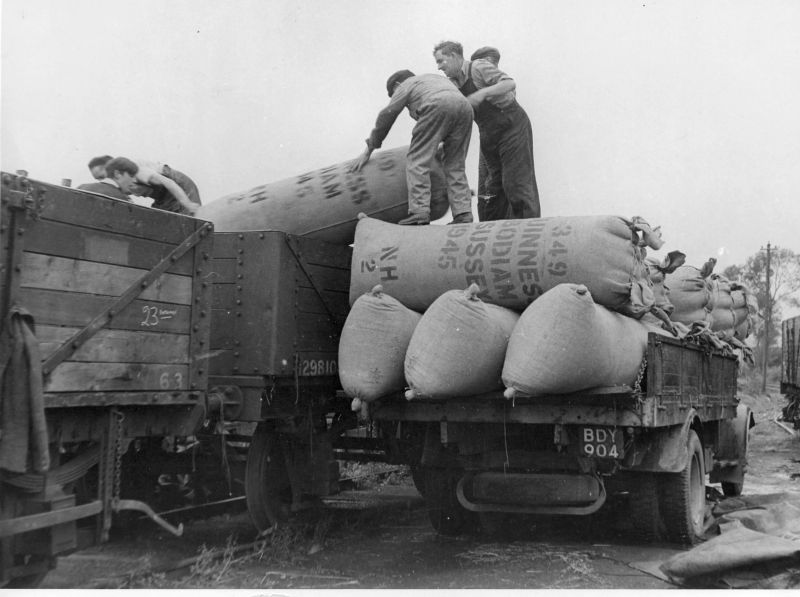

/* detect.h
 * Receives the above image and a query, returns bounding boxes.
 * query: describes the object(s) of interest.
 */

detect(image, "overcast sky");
[2,0,799,272]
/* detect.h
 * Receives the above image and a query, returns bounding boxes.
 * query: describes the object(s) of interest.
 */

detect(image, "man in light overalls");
[351,69,474,225]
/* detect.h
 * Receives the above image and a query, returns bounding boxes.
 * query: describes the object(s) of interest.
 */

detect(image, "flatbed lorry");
[369,333,753,544]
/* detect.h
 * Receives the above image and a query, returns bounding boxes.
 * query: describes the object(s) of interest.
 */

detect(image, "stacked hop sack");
[196,146,451,245]
[338,285,422,411]
[663,259,717,326]
[733,285,759,340]
[502,284,671,397]
[405,284,519,399]
[349,214,665,318]
[709,276,759,340]
[709,275,736,336]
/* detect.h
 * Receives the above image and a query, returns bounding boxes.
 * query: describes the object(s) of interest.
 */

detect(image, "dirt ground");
[39,388,800,590]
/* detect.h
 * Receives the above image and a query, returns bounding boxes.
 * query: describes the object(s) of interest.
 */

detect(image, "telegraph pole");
[762,242,772,393]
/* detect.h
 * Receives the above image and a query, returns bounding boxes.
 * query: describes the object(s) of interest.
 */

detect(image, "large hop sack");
[502,284,669,397]
[664,260,717,325]
[734,286,759,340]
[350,215,665,317]
[196,146,450,244]
[405,284,519,399]
[729,289,749,338]
[722,282,758,340]
[645,250,686,316]
[709,276,734,332]
[339,285,422,408]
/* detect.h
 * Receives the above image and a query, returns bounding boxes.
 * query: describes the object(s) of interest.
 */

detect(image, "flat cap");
[470,46,501,64]
[386,69,415,97]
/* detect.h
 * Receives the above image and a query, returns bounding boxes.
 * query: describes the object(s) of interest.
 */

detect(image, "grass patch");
[338,461,412,489]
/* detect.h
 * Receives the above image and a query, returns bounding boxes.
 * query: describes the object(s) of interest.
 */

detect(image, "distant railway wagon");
[1,174,400,586]
[781,315,800,427]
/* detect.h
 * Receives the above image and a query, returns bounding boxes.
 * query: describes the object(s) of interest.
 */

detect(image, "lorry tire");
[658,430,706,544]
[721,480,743,497]
[478,512,520,538]
[626,473,663,543]
[409,465,427,497]
[714,403,752,498]
[423,467,471,536]
[245,425,292,531]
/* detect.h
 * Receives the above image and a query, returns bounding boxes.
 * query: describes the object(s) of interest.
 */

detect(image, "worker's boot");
[398,213,430,225]
[448,212,474,225]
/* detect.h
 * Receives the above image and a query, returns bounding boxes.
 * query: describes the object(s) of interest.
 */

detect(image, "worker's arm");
[350,82,411,172]
[467,61,517,110]
[468,79,515,109]
[145,172,199,215]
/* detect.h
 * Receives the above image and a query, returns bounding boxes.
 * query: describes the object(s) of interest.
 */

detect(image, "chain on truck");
[0,173,403,587]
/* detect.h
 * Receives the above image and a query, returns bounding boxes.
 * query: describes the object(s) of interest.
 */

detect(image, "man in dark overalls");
[433,41,540,221]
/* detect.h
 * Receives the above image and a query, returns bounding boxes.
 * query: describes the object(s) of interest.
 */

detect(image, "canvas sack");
[665,264,715,325]
[197,146,450,244]
[338,285,422,405]
[405,284,519,399]
[503,284,669,397]
[350,215,665,317]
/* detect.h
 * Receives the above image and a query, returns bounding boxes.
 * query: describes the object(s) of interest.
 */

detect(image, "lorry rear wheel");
[478,512,519,538]
[409,465,426,497]
[626,473,663,543]
[423,467,470,536]
[658,430,706,545]
[245,425,292,531]
[721,481,743,497]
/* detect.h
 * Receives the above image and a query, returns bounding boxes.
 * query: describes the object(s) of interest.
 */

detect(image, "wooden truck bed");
[1,173,214,437]
[371,334,739,427]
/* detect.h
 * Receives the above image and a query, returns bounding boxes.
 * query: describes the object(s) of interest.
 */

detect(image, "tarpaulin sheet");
[636,493,800,588]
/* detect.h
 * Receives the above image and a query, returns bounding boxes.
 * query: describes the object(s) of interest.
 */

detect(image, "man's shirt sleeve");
[367,80,413,149]
[471,60,513,88]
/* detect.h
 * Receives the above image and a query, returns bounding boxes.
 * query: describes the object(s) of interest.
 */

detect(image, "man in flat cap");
[351,69,474,225]
[469,47,502,220]
[435,41,540,221]
[471,46,501,64]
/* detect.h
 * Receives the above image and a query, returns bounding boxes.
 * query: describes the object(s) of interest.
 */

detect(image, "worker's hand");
[349,147,373,173]
[435,142,445,163]
[184,203,199,216]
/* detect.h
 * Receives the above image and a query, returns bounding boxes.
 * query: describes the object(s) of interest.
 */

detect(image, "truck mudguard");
[625,410,698,473]
[710,403,755,485]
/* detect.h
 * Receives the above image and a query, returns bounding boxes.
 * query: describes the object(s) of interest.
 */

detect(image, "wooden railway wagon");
[781,315,800,427]
[0,173,214,586]
[370,334,754,544]
[206,231,395,532]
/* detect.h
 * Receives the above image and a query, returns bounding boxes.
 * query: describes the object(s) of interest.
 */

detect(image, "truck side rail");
[371,333,739,428]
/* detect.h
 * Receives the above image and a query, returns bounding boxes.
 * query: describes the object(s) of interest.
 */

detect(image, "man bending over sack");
[351,69,474,225]
[88,155,201,215]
